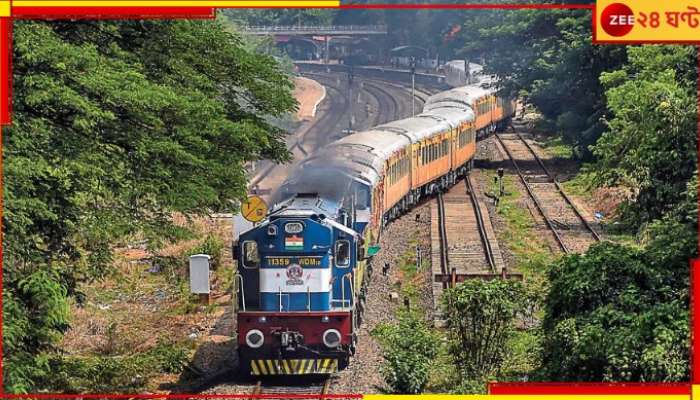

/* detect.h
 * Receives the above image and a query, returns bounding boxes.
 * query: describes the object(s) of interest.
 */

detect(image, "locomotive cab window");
[335,240,351,267]
[242,241,260,269]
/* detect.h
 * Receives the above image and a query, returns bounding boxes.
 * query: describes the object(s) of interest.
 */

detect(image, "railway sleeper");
[382,160,475,225]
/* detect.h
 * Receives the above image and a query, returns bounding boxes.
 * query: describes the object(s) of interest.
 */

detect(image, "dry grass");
[60,213,237,391]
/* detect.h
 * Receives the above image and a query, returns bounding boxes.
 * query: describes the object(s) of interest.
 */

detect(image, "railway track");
[248,75,351,191]
[494,128,600,254]
[250,72,429,195]
[250,377,332,399]
[362,80,401,122]
[434,177,504,289]
[303,72,426,124]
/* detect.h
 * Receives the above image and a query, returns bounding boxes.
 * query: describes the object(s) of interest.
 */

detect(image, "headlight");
[246,329,264,348]
[285,222,304,234]
[322,329,341,348]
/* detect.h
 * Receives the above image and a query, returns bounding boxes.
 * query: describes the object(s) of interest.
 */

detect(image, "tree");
[4,20,296,393]
[541,174,696,381]
[456,8,627,159]
[592,45,697,225]
[441,279,526,385]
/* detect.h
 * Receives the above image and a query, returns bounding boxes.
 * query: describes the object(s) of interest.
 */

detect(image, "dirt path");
[293,76,325,121]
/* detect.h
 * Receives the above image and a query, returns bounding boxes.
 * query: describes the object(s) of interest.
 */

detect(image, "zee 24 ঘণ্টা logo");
[599,1,700,39]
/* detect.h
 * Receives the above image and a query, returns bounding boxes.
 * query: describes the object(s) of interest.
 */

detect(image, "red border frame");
[0,2,698,398]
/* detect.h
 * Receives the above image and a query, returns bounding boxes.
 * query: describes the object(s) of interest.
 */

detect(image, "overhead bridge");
[241,25,388,36]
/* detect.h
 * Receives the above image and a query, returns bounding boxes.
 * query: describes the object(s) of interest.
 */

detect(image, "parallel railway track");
[435,177,501,288]
[248,79,348,190]
[494,129,600,253]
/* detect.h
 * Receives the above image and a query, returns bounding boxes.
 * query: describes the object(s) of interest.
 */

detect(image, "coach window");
[336,240,351,267]
[242,241,260,269]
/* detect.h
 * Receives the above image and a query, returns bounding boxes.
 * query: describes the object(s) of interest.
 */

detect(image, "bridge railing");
[241,25,388,33]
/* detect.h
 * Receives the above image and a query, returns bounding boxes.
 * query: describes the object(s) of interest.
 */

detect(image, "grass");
[561,170,596,202]
[540,136,573,159]
[60,216,234,393]
[486,172,556,277]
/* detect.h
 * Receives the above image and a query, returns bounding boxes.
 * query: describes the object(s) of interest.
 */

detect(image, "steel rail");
[465,176,497,272]
[494,133,569,253]
[247,77,347,189]
[362,80,401,121]
[250,377,331,399]
[436,192,450,288]
[515,133,601,242]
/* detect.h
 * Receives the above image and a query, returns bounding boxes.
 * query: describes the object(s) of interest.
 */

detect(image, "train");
[232,65,516,376]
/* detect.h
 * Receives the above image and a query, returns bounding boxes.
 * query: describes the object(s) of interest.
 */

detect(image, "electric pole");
[410,56,416,117]
[348,66,354,132]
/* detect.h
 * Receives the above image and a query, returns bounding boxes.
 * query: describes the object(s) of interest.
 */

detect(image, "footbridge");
[241,25,388,36]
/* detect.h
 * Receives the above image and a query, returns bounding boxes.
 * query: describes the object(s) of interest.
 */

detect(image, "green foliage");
[593,46,697,225]
[373,311,438,394]
[4,20,296,393]
[441,279,526,383]
[457,9,627,159]
[3,268,71,393]
[185,234,225,269]
[43,341,189,393]
[542,214,695,381]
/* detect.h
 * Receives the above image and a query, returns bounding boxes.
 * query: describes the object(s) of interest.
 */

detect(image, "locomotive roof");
[425,84,494,108]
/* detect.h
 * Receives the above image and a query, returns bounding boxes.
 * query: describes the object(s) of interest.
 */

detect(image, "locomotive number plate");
[266,257,322,266]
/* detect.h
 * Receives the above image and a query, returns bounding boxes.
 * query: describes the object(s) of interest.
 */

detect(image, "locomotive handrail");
[307,286,311,312]
[234,273,246,312]
[340,273,354,311]
[279,286,283,312]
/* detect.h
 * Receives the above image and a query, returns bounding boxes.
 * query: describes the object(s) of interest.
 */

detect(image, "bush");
[373,311,437,394]
[186,234,224,269]
[441,279,526,382]
[542,236,693,381]
[43,341,189,393]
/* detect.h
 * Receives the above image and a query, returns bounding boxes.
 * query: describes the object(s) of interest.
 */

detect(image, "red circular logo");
[601,3,635,37]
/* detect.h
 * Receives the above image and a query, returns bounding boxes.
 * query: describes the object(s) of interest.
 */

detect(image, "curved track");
[250,72,428,200]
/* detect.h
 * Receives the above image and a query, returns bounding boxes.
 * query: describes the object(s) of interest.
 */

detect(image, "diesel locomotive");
[233,66,516,376]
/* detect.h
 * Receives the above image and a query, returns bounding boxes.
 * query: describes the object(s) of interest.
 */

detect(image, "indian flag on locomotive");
[285,235,304,250]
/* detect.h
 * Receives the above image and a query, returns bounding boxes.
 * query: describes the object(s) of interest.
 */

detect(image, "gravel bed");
[331,202,432,394]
